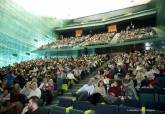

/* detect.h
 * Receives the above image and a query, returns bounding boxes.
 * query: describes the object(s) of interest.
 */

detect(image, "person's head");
[114,75,119,80]
[97,70,100,75]
[125,74,130,80]
[25,82,31,89]
[3,88,9,95]
[48,79,54,85]
[13,83,20,94]
[14,83,20,89]
[122,79,131,87]
[43,77,48,83]
[88,78,94,86]
[111,80,118,87]
[97,80,104,87]
[31,82,38,90]
[31,77,37,83]
[27,96,40,111]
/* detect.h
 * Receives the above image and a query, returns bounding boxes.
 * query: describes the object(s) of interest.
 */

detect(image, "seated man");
[88,80,106,105]
[122,79,138,100]
[21,96,50,114]
[0,88,10,103]
[76,78,95,101]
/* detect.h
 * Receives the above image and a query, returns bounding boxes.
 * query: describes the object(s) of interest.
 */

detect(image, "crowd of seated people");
[76,50,165,105]
[39,27,156,50]
[118,27,156,42]
[79,32,115,46]
[40,35,90,49]
[40,33,115,49]
[0,54,107,114]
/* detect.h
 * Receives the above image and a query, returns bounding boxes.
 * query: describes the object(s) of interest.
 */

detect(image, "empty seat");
[68,101,92,114]
[157,77,165,88]
[143,102,156,110]
[50,98,73,112]
[95,103,118,114]
[139,88,155,104]
[40,107,67,114]
[157,89,165,104]
[72,101,92,111]
[58,98,74,107]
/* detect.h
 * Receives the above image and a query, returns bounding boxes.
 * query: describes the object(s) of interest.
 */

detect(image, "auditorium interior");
[0,0,165,114]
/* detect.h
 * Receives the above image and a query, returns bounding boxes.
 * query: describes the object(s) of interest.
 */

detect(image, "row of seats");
[139,88,165,104]
[154,74,165,88]
[154,74,165,77]
[157,77,165,88]
[47,98,165,114]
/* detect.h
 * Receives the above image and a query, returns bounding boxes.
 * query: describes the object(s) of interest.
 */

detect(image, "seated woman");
[0,88,10,103]
[88,80,106,105]
[94,70,102,79]
[28,82,41,99]
[106,80,122,103]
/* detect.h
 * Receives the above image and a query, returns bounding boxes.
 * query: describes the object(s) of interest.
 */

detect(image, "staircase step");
[63,92,72,96]
[76,84,84,86]
[50,59,111,106]
[57,96,76,100]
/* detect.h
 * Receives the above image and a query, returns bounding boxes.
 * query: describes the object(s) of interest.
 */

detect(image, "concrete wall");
[72,4,152,23]
[150,0,165,30]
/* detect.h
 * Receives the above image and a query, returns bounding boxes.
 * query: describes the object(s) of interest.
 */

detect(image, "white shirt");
[144,70,154,78]
[77,84,95,95]
[67,72,75,79]
[28,88,41,98]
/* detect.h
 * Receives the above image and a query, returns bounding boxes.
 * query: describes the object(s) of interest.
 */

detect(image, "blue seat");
[50,98,73,112]
[146,110,165,114]
[41,107,67,114]
[69,101,92,114]
[157,89,165,104]
[144,102,165,111]
[143,102,156,109]
[157,77,165,88]
[58,98,73,107]
[72,101,91,111]
[121,99,141,108]
[139,88,156,104]
[111,100,122,106]
[95,103,118,114]
[51,109,68,114]
[154,103,165,111]
[119,105,141,114]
